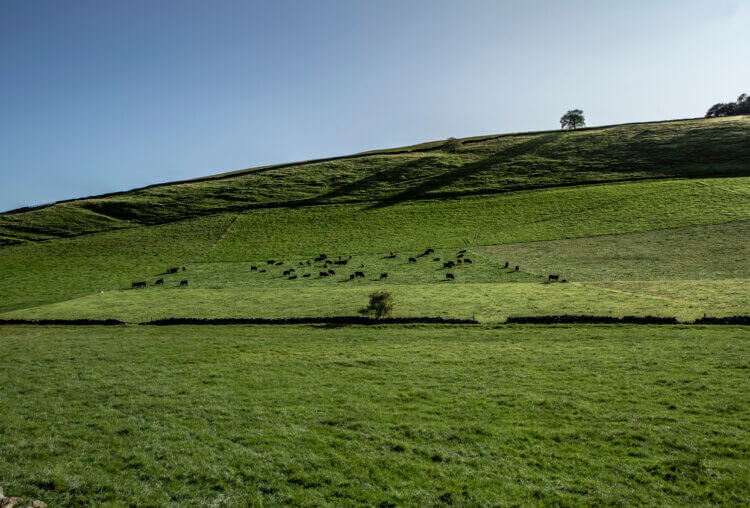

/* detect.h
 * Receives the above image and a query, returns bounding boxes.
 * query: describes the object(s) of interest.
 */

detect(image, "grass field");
[1,324,748,506]
[1,117,749,505]
[1,177,748,319]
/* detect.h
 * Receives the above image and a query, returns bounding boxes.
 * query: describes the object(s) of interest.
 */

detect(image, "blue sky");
[1,0,748,211]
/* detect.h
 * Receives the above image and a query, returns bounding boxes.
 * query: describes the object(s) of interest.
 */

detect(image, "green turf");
[0,214,234,313]
[1,324,748,506]
[203,177,750,261]
[476,220,750,281]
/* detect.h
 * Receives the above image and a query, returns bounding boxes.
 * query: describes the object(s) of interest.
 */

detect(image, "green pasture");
[476,220,750,282]
[1,324,748,506]
[5,279,747,323]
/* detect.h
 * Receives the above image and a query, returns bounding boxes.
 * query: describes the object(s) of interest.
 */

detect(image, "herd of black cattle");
[130,248,565,288]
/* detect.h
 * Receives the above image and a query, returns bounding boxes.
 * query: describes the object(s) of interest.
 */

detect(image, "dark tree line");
[705,93,750,118]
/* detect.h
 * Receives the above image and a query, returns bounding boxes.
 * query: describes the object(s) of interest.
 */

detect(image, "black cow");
[155,279,164,285]
[561,279,568,283]
[131,281,146,288]
[458,249,466,254]
[289,275,298,280]
[380,273,388,279]
[355,271,365,278]
[433,257,440,261]
[504,261,509,268]
[319,271,329,277]
[548,274,560,282]
[283,270,291,276]
[457,253,464,259]
[464,258,472,264]
[303,273,311,277]
[167,267,178,274]
[267,260,275,265]
[425,248,434,255]
[299,261,304,266]
[446,273,455,280]
[408,257,417,263]
[275,261,283,266]
[349,274,356,280]
[259,269,266,273]
[388,252,396,258]
[443,261,455,268]
[250,265,258,271]
[328,269,335,275]
[182,267,186,271]
[515,266,519,272]
[179,280,188,286]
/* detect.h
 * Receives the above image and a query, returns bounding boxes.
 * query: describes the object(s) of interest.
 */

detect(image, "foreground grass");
[0,324,748,505]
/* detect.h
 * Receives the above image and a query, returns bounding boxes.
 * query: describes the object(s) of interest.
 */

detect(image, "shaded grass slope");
[2,116,749,242]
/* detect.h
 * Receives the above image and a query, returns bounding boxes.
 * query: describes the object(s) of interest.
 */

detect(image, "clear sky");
[1,0,748,211]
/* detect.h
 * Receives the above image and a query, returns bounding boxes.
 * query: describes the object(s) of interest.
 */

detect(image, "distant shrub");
[359,291,394,319]
[705,93,750,118]
[443,137,463,153]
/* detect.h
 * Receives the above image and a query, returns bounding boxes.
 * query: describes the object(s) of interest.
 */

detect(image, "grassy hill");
[1,116,750,505]
[0,116,749,320]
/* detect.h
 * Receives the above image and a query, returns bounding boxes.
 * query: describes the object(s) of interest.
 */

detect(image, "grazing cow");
[458,249,466,254]
[515,266,519,272]
[299,261,304,266]
[504,262,509,268]
[289,275,298,280]
[259,269,266,273]
[324,260,332,265]
[548,274,560,282]
[561,279,568,283]
[464,258,472,264]
[443,261,455,268]
[320,254,327,259]
[408,257,417,263]
[425,248,434,255]
[267,260,275,265]
[167,267,178,274]
[251,265,258,271]
[457,258,463,264]
[457,253,464,259]
[275,261,283,266]
[360,263,366,268]
[328,269,335,275]
[155,279,164,285]
[179,280,188,286]
[446,273,455,280]
[355,271,365,278]
[319,271,329,277]
[433,257,440,261]
[380,273,388,279]
[349,274,356,280]
[303,273,311,278]
[335,259,349,265]
[388,252,396,258]
[283,270,291,276]
[289,268,295,272]
[182,267,186,271]
[131,281,146,288]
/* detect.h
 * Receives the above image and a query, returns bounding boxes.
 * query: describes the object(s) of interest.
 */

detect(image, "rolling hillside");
[0,116,749,320]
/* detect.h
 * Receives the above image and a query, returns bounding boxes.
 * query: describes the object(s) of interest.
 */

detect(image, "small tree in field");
[359,292,394,319]
[560,109,585,130]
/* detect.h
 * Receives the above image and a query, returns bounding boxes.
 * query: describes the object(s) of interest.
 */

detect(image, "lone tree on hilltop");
[560,109,585,130]
[359,291,394,319]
